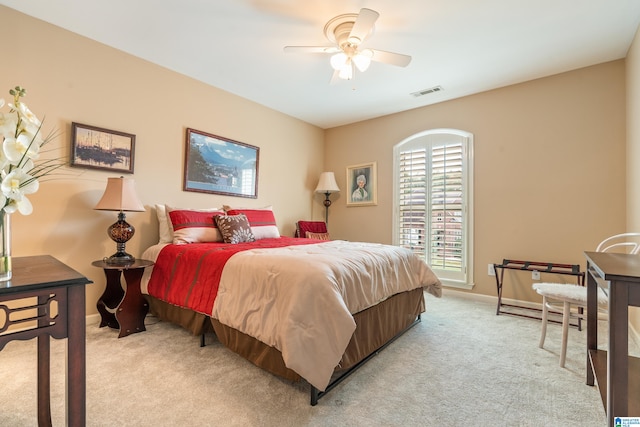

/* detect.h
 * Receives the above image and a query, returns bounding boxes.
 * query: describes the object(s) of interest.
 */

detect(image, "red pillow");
[296,221,328,238]
[225,208,280,240]
[168,209,224,244]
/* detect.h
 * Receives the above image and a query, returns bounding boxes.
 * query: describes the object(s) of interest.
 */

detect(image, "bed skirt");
[147,287,425,383]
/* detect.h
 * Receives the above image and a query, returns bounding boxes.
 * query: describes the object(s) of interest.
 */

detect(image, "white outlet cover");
[488,264,495,276]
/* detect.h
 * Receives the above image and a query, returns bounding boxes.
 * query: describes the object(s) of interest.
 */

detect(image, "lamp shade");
[315,172,340,193]
[94,177,145,212]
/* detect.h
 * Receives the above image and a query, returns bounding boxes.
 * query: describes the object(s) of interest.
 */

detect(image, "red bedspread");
[147,237,322,315]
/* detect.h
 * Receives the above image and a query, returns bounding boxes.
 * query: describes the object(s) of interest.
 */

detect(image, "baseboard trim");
[442,288,540,309]
[86,313,101,326]
[441,288,640,351]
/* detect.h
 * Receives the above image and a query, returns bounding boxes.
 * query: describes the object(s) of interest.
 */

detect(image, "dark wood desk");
[0,255,92,427]
[584,251,640,425]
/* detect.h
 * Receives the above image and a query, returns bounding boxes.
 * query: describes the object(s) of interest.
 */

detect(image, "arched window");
[393,129,474,288]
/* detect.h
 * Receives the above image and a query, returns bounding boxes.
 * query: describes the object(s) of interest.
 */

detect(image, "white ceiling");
[2,0,640,129]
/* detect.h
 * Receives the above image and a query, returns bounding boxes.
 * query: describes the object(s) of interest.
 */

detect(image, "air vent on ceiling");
[410,86,444,97]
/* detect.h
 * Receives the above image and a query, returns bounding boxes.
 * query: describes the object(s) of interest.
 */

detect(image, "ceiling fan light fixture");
[330,52,348,71]
[285,8,411,84]
[353,50,373,72]
[338,63,353,80]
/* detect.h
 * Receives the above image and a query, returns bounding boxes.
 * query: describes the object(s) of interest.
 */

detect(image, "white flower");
[0,142,9,172]
[0,86,65,216]
[4,133,40,164]
[1,169,38,215]
[17,134,41,160]
[3,195,33,215]
[14,101,41,128]
[0,112,18,139]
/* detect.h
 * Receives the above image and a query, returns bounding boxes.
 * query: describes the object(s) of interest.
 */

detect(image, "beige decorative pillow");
[215,214,256,244]
[305,231,330,240]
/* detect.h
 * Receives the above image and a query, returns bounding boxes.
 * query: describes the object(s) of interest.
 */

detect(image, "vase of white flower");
[0,210,10,281]
[0,86,66,281]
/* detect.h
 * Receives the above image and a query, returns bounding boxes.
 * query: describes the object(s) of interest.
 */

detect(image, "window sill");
[441,280,474,290]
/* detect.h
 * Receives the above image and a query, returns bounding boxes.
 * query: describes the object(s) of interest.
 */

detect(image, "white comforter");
[142,240,442,391]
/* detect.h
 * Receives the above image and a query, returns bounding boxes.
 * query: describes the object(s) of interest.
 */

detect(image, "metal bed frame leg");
[308,314,422,406]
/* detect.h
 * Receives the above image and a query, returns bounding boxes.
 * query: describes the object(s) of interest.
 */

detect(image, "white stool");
[532,282,608,367]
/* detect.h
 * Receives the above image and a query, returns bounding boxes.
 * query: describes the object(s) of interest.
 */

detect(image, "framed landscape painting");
[183,128,259,198]
[346,161,377,206]
[70,122,135,173]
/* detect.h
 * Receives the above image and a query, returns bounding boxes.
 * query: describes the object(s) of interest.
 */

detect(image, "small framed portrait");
[183,128,259,198]
[346,161,377,206]
[70,122,136,173]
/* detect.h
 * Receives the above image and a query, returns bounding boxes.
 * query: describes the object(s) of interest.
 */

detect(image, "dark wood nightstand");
[92,259,154,338]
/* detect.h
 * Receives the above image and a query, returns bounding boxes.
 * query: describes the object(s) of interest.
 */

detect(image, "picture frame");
[183,128,259,198]
[346,161,377,206]
[70,122,136,173]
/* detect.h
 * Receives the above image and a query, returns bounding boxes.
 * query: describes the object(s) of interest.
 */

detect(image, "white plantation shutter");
[398,149,428,258]
[430,143,463,272]
[394,130,474,287]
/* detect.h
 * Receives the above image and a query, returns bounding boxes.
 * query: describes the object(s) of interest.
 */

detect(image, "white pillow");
[156,204,172,244]
[222,204,273,212]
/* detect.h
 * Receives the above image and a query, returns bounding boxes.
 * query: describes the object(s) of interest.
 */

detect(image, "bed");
[140,205,442,404]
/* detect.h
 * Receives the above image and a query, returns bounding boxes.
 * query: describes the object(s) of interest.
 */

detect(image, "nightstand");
[92,259,154,338]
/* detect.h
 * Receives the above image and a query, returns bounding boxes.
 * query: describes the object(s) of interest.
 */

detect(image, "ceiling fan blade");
[370,49,412,67]
[348,8,379,45]
[283,46,339,54]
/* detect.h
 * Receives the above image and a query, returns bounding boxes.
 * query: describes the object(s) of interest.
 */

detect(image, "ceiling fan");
[283,8,412,82]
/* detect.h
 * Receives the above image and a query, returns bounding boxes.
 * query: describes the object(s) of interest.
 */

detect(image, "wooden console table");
[494,259,584,322]
[585,251,640,425]
[0,255,92,427]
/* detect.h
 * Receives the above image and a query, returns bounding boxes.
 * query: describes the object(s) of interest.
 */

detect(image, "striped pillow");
[167,208,224,244]
[305,231,330,240]
[225,208,280,240]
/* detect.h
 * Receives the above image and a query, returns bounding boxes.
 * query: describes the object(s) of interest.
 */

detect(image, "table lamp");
[94,176,145,264]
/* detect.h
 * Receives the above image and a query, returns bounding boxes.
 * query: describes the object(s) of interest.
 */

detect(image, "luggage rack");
[493,259,585,327]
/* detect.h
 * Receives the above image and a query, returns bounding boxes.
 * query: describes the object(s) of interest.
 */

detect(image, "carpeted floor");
[0,291,617,426]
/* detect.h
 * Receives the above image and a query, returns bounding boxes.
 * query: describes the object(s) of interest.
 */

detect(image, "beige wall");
[325,61,627,302]
[626,25,640,331]
[1,5,636,319]
[1,7,325,316]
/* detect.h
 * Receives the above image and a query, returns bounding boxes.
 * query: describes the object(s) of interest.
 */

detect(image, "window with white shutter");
[393,129,474,288]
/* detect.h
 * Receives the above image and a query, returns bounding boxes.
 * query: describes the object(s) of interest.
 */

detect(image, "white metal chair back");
[595,232,640,254]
